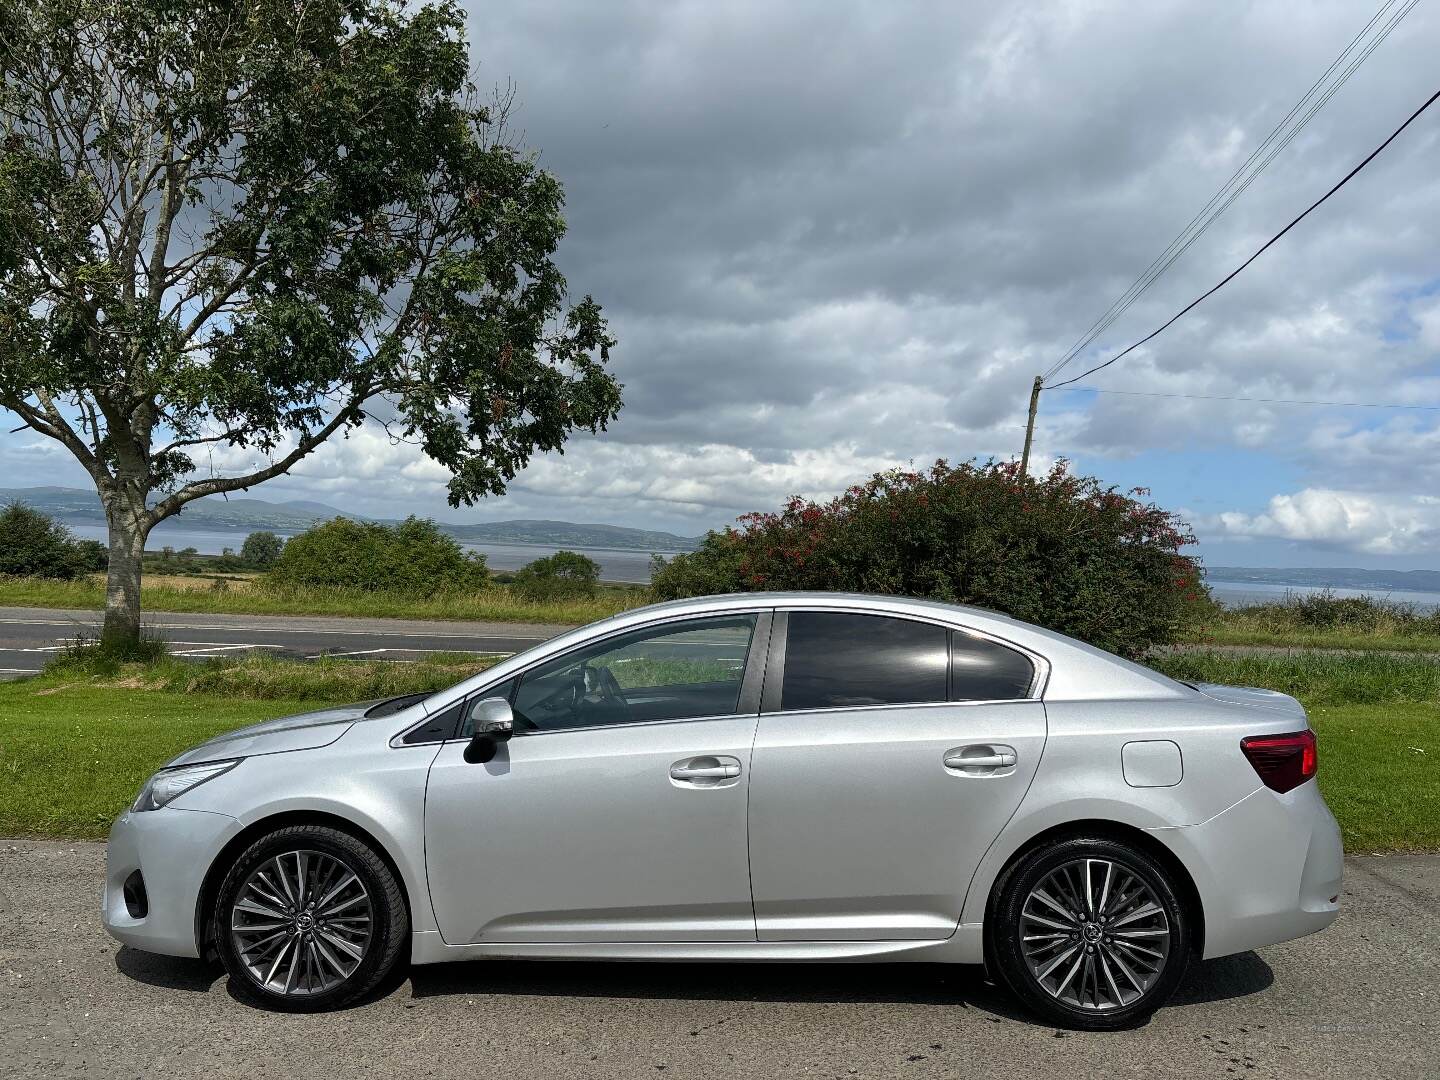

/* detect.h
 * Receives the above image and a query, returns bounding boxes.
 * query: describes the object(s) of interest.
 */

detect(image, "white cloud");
[1211,489,1440,555]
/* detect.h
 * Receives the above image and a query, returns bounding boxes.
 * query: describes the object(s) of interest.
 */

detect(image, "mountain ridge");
[0,486,702,553]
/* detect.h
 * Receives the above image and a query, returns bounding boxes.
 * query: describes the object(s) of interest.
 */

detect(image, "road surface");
[0,842,1435,1078]
[0,606,574,679]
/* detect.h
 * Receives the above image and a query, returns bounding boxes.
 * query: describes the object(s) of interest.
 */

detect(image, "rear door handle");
[670,756,742,784]
[944,745,1018,772]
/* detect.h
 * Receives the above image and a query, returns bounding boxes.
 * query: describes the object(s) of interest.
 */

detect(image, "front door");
[425,612,767,944]
[748,610,1047,940]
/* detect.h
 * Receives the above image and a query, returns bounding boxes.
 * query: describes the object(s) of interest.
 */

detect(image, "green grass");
[1305,704,1438,852]
[0,681,326,838]
[45,649,505,701]
[1149,650,1440,706]
[1150,650,1439,851]
[2,646,1434,848]
[0,574,645,625]
[1182,591,1440,654]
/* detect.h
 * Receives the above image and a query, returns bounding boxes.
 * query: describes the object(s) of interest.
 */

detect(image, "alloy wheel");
[229,849,374,997]
[1018,857,1171,1011]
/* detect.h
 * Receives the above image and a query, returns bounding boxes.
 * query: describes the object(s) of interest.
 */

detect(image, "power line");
[1042,0,1421,385]
[1045,84,1440,390]
[1053,386,1440,410]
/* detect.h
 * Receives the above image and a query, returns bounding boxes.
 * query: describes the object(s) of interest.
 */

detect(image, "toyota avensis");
[103,593,1341,1029]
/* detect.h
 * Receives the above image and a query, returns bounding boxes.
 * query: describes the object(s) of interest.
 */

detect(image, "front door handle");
[943,745,1018,772]
[670,756,742,784]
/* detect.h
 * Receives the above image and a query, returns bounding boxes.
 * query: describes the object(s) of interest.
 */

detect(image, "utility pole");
[1020,374,1043,476]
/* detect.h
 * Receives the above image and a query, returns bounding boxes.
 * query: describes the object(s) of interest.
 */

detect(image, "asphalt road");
[0,606,574,679]
[0,843,1435,1079]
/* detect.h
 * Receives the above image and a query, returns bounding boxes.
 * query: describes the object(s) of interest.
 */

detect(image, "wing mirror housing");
[464,697,514,764]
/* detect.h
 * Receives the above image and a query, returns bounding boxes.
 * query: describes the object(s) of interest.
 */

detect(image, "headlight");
[131,759,241,813]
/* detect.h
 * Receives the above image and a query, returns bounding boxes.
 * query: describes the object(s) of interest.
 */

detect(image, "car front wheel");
[988,836,1193,1030]
[213,824,408,1010]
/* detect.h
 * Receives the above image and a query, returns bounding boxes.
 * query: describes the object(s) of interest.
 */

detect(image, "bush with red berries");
[651,459,1205,657]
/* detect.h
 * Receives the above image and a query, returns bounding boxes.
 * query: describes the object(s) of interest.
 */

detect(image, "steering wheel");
[579,663,629,720]
[528,662,630,726]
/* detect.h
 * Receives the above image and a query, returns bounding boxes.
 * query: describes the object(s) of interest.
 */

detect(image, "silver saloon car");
[103,592,1342,1029]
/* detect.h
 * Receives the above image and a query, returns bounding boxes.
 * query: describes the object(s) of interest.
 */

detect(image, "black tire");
[212,824,408,1011]
[987,836,1192,1031]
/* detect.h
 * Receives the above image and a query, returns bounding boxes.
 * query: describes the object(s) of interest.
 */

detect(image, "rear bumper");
[102,807,242,958]
[1151,780,1343,959]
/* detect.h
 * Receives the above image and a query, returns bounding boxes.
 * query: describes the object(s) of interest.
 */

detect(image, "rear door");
[747,610,1047,940]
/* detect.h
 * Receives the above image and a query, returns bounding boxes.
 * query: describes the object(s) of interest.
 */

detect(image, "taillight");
[1240,729,1318,794]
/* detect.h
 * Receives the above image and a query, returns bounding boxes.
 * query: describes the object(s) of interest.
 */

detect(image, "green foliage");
[652,459,1204,657]
[512,549,601,602]
[0,502,100,579]
[0,0,621,644]
[265,516,489,595]
[240,530,285,568]
[1214,591,1440,637]
[51,626,170,669]
[0,573,647,624]
[1148,650,1440,707]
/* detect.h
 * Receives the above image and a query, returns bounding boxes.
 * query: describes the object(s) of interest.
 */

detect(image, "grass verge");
[1149,650,1439,851]
[0,575,644,626]
[1,652,507,837]
[0,683,325,838]
[1183,591,1440,654]
[2,649,1432,848]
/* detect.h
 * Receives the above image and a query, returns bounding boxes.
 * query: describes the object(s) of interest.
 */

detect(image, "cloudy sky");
[5,0,1439,568]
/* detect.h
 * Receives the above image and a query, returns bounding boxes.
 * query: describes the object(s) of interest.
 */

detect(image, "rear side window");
[950,632,1035,701]
[781,612,948,711]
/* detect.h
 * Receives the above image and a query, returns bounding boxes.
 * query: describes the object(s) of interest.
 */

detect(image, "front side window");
[781,612,948,711]
[511,615,758,732]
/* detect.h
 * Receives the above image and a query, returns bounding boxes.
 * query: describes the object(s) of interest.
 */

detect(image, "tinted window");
[950,633,1035,701]
[781,612,948,711]
[399,700,462,745]
[512,615,757,732]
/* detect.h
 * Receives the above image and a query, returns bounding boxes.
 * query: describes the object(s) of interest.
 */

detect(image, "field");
[1181,591,1440,653]
[0,574,644,626]
[0,646,1431,849]
[0,652,504,837]
[1149,650,1439,851]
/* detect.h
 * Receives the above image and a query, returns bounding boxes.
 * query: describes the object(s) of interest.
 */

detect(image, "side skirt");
[409,924,985,966]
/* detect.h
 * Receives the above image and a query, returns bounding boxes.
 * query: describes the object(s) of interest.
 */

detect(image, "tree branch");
[146,392,370,526]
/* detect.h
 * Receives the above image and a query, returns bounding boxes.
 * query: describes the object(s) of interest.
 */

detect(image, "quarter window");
[511,615,758,732]
[950,632,1035,701]
[781,612,948,711]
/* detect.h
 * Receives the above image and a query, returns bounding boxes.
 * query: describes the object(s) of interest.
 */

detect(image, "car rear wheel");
[988,836,1192,1030]
[213,824,408,1011]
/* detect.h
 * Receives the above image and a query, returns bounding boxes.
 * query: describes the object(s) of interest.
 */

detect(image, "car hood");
[165,702,378,767]
[1193,681,1308,722]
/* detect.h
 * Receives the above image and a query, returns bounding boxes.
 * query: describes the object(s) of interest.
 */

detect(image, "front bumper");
[1153,779,1343,960]
[103,806,242,958]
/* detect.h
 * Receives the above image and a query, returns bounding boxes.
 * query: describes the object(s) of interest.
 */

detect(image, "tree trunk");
[101,501,150,652]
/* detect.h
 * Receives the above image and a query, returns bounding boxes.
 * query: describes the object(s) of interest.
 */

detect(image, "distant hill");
[444,519,698,552]
[0,487,352,532]
[1206,566,1440,594]
[0,486,701,553]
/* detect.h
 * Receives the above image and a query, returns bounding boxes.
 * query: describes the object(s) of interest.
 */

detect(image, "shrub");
[240,531,285,568]
[0,502,98,579]
[650,459,1204,657]
[512,550,601,602]
[265,516,488,595]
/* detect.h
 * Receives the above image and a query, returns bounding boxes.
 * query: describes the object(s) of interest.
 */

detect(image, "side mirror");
[464,697,514,764]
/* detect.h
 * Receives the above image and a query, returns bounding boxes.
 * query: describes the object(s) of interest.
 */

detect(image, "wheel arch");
[193,809,414,960]
[982,818,1206,959]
